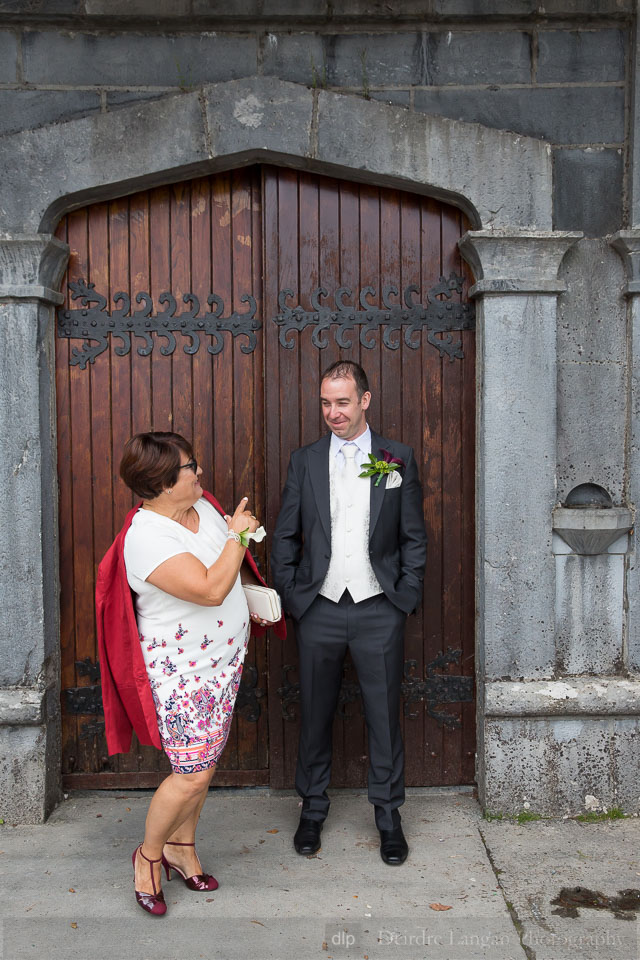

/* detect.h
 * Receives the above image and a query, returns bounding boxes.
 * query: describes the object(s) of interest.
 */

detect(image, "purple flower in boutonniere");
[358,450,406,486]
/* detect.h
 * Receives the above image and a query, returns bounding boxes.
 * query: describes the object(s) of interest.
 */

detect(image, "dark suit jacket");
[271,429,427,621]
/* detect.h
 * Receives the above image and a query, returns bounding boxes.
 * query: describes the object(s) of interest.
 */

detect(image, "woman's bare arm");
[146,498,258,606]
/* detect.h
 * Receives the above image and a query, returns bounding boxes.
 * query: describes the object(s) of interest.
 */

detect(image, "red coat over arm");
[95,490,286,756]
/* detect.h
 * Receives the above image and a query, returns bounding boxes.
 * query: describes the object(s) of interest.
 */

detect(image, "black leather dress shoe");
[294,817,322,855]
[379,825,408,865]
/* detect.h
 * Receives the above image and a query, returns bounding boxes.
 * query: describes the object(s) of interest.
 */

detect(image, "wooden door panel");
[56,170,268,788]
[56,164,475,790]
[262,166,476,788]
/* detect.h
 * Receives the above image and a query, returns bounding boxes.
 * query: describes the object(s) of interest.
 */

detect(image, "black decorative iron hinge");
[278,650,474,730]
[272,273,475,360]
[57,279,260,367]
[402,649,474,728]
[64,685,103,715]
[235,664,266,723]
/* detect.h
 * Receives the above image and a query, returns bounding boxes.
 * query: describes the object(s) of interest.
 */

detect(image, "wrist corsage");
[358,450,405,487]
[228,525,267,548]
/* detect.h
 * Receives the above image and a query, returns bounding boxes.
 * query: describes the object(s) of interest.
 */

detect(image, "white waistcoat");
[319,447,383,604]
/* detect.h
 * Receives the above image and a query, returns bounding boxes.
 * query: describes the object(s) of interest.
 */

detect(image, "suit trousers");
[294,590,407,831]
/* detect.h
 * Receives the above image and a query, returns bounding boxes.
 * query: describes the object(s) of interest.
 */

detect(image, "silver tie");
[342,442,359,482]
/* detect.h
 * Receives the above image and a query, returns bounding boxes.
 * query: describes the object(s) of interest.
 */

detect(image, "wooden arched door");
[55,166,475,790]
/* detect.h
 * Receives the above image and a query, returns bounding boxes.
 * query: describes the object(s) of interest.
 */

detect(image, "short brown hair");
[119,432,194,500]
[320,360,369,399]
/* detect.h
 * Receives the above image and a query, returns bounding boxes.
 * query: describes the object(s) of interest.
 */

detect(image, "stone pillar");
[459,230,583,814]
[0,235,69,823]
[611,231,640,675]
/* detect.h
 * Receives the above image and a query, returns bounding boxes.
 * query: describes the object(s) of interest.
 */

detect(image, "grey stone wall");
[0,2,632,236]
[0,2,637,820]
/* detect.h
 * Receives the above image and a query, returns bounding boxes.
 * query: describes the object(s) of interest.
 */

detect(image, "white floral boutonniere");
[358,450,405,487]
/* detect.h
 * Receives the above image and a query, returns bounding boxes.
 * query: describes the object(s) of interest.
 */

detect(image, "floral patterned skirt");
[139,617,250,775]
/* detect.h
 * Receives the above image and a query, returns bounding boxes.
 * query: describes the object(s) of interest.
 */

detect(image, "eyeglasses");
[179,459,198,474]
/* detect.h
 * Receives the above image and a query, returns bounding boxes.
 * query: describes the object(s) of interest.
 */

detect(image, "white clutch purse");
[242,584,282,622]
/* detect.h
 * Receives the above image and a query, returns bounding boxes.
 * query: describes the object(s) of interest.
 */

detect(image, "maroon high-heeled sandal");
[161,840,219,891]
[132,844,167,916]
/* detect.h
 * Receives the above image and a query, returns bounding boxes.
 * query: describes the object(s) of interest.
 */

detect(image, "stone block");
[611,718,640,809]
[421,30,531,85]
[0,300,49,687]
[264,32,422,87]
[0,29,17,83]
[538,29,626,83]
[347,0,535,13]
[0,90,101,138]
[315,91,553,231]
[0,91,209,234]
[0,0,83,10]
[555,554,624,675]
[553,148,623,237]
[22,30,258,86]
[483,717,640,815]
[413,86,624,145]
[107,89,170,109]
[0,723,58,824]
[260,0,327,12]
[205,76,314,165]
[261,32,327,86]
[262,30,530,87]
[369,90,411,108]
[481,297,558,679]
[558,238,626,364]
[86,0,191,12]
[557,361,625,504]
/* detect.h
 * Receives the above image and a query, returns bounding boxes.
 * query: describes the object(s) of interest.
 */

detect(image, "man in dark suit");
[271,361,427,865]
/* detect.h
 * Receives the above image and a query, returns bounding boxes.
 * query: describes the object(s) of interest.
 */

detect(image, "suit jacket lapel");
[369,430,387,540]
[309,434,332,543]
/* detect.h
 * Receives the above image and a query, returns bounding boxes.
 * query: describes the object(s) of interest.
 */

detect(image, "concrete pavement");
[0,787,638,960]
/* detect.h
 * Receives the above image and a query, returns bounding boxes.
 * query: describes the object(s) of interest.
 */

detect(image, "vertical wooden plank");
[191,176,214,500]
[129,187,160,776]
[263,166,289,788]
[398,192,425,787]
[130,191,153,440]
[170,181,193,442]
[440,204,465,785]
[359,184,381,429]
[298,173,321,449]
[249,169,269,772]
[149,186,172,431]
[210,171,236,773]
[230,167,257,772]
[86,201,112,775]
[55,213,78,776]
[421,198,445,785]
[459,213,477,784]
[108,195,138,774]
[317,176,341,382]
[67,206,96,776]
[211,173,234,512]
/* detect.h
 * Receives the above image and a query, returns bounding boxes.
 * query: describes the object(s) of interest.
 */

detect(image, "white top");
[123,496,248,640]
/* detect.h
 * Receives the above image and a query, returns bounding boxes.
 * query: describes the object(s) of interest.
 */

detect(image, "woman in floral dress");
[115,431,278,916]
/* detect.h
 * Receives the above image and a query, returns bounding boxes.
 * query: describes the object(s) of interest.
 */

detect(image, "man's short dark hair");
[119,431,194,500]
[320,361,369,399]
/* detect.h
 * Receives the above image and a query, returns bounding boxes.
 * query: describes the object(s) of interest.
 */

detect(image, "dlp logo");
[332,930,355,948]
[324,922,363,954]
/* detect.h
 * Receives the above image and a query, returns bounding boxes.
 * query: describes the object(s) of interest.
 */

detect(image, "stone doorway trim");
[0,77,576,822]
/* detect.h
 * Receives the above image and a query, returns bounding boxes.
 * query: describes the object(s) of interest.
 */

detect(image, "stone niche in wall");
[553,483,631,677]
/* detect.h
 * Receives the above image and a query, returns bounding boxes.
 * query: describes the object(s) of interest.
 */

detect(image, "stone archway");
[0,77,579,821]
